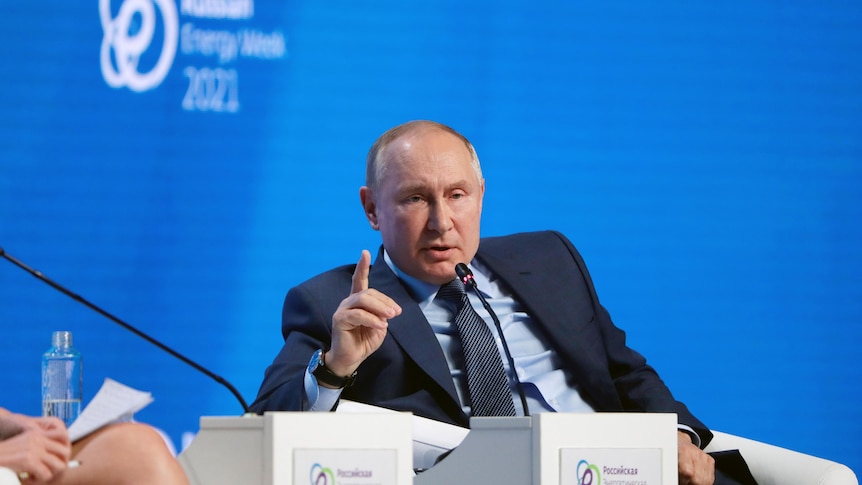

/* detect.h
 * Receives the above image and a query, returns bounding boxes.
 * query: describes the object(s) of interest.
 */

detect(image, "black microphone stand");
[455,263,531,417]
[0,246,250,414]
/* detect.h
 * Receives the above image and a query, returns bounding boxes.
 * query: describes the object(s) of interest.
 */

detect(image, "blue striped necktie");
[437,279,516,417]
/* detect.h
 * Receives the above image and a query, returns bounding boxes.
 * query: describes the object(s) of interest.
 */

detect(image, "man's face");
[361,129,484,285]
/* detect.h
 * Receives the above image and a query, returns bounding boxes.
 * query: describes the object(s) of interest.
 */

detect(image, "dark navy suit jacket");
[251,230,713,447]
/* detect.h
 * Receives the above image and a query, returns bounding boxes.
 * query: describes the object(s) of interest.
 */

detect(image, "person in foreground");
[251,120,756,485]
[0,407,189,485]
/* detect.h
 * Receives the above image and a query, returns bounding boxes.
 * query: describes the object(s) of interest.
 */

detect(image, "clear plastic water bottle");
[41,330,82,427]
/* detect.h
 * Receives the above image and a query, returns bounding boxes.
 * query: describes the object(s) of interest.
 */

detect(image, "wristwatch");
[308,349,357,389]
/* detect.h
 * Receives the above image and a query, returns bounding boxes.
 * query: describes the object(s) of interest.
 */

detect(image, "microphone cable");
[0,246,251,414]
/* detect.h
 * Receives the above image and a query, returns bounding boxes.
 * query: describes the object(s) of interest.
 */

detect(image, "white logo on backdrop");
[99,0,285,113]
[100,0,179,92]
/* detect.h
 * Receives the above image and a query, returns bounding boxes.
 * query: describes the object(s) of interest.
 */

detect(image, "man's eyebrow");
[443,180,474,193]
[392,184,427,198]
[394,180,473,197]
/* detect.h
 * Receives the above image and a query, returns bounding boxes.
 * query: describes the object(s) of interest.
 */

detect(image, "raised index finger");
[351,249,371,294]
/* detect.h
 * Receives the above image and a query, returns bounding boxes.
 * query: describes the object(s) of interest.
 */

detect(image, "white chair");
[704,430,858,485]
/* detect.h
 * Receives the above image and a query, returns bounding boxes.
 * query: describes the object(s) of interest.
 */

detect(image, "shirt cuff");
[304,368,343,411]
[677,424,702,448]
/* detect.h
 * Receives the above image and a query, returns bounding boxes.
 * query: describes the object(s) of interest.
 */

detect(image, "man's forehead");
[389,127,467,155]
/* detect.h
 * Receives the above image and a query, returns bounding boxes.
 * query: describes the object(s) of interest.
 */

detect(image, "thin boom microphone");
[455,262,530,416]
[0,246,250,414]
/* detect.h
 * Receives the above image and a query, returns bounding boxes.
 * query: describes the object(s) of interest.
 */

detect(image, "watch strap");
[313,351,357,389]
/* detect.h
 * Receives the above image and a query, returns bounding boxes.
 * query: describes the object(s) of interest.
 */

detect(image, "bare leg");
[49,423,189,485]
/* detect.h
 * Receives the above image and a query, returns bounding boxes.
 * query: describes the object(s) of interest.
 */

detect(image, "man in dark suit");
[251,120,753,485]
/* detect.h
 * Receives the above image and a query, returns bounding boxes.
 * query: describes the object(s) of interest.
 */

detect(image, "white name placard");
[532,413,677,485]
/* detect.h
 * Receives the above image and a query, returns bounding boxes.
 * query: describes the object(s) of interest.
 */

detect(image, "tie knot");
[437,279,467,307]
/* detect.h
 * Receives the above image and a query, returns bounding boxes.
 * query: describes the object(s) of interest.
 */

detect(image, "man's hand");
[0,413,71,482]
[678,430,715,485]
[325,250,402,382]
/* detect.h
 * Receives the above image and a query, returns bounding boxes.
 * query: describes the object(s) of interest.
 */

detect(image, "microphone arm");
[0,246,250,414]
[455,263,531,416]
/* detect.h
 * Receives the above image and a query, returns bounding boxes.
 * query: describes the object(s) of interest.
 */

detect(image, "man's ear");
[359,186,379,230]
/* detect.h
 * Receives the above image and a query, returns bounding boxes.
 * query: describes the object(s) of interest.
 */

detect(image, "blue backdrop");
[1,0,860,474]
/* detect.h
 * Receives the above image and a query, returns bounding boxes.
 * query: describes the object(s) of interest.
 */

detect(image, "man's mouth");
[426,246,455,258]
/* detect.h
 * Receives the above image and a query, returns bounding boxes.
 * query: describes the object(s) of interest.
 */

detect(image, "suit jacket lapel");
[473,241,579,342]
[475,240,621,410]
[367,249,462,407]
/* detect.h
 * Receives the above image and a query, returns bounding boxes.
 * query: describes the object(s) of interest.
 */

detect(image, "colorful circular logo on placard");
[577,459,601,485]
[310,463,335,485]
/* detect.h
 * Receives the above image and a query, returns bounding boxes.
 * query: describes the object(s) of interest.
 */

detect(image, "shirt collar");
[382,250,493,309]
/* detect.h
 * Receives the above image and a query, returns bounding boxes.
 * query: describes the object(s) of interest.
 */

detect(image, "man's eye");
[406,196,423,203]
[451,192,464,199]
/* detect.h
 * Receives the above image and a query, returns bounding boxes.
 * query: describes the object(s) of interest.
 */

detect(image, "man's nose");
[427,201,454,233]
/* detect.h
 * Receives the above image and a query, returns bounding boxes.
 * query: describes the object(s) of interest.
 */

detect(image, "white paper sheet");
[335,400,470,470]
[67,378,153,442]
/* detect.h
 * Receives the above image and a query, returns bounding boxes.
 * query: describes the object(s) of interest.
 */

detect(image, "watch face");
[308,349,323,372]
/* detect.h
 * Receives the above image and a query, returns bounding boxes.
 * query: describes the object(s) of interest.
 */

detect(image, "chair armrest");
[705,430,858,485]
[0,468,21,485]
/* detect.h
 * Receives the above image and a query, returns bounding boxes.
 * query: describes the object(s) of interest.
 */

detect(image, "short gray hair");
[365,120,483,191]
